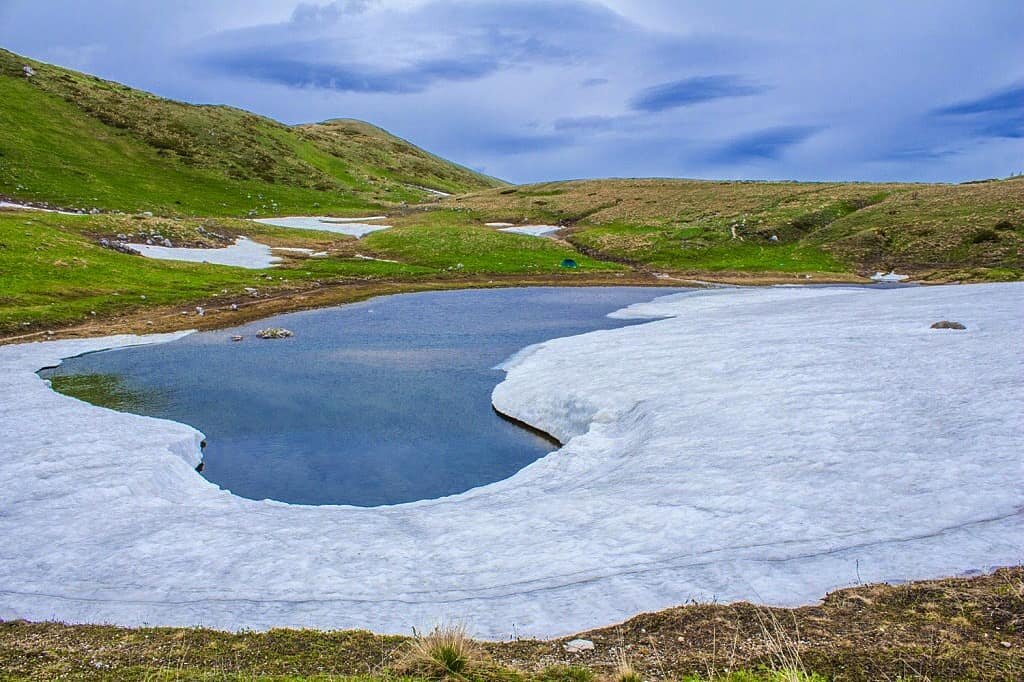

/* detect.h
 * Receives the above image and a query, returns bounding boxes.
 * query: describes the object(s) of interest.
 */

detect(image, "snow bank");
[252,216,391,237]
[0,284,1021,639]
[0,200,79,215]
[498,225,561,237]
[128,237,280,269]
[872,271,910,282]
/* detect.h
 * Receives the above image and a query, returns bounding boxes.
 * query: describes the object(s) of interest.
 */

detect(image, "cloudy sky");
[1,0,1021,184]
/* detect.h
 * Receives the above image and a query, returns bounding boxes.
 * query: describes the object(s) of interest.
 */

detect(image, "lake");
[41,286,679,506]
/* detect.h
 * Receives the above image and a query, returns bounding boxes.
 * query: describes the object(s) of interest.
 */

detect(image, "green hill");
[0,49,504,216]
[447,177,1024,278]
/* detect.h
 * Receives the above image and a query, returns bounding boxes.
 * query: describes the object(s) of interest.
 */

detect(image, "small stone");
[231,335,243,342]
[1002,641,1012,648]
[931,320,966,330]
[230,303,238,311]
[563,639,595,653]
[141,211,153,218]
[769,234,779,242]
[161,238,172,247]
[195,306,205,316]
[22,65,35,77]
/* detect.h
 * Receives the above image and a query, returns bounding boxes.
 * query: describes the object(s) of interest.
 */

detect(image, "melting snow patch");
[253,216,391,237]
[872,271,910,282]
[127,237,280,269]
[0,284,1021,639]
[0,200,80,215]
[499,225,562,237]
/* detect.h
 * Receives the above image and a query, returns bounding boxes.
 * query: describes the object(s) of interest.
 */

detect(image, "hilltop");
[0,49,503,216]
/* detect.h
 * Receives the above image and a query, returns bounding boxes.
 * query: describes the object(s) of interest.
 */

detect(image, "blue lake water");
[41,287,679,506]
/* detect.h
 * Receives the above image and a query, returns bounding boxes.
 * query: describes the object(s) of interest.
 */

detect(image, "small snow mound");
[253,216,391,238]
[128,237,280,269]
[872,271,910,282]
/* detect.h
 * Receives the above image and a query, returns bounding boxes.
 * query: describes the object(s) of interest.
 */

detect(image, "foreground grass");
[2,569,1021,681]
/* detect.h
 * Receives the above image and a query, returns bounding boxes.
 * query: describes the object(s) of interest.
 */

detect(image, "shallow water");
[42,287,679,506]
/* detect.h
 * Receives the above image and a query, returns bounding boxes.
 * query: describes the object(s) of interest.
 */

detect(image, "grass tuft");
[396,624,482,681]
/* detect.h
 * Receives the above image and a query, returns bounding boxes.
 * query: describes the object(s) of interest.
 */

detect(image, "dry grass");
[7,569,1022,679]
[395,624,484,681]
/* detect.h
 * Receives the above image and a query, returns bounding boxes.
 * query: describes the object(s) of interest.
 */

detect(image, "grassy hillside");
[447,178,1024,277]
[0,209,618,333]
[297,119,502,196]
[0,49,503,216]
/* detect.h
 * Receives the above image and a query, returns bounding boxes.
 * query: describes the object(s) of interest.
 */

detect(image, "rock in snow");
[0,284,1021,640]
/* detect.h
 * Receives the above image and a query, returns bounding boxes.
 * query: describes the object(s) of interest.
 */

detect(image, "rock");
[931,320,966,330]
[22,65,35,77]
[89,208,100,215]
[161,238,172,247]
[146,239,154,245]
[769,234,779,242]
[563,639,594,653]
[230,303,238,311]
[256,327,293,339]
[141,211,154,218]
[231,335,243,342]
[116,234,128,240]
[244,287,259,297]
[195,306,205,316]
[99,238,110,247]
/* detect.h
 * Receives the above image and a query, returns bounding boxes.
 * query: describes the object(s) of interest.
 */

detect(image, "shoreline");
[1,270,872,346]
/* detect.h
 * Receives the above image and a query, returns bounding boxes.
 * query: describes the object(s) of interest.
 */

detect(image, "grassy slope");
[446,178,1024,277]
[0,210,616,332]
[0,49,503,216]
[297,120,503,196]
[1,568,1020,681]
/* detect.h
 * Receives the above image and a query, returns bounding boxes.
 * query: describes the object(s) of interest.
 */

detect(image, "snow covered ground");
[127,237,280,269]
[0,284,1021,639]
[252,216,391,237]
[497,224,562,237]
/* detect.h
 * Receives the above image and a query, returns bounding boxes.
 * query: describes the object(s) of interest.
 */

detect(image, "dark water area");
[41,287,680,506]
